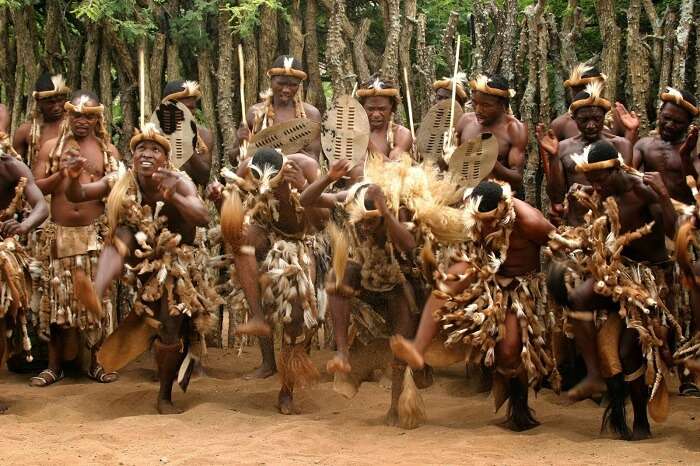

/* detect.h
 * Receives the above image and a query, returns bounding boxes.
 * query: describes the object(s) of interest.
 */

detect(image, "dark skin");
[391,198,554,374]
[235,75,323,163]
[13,95,67,162]
[455,91,527,191]
[0,155,48,237]
[65,139,209,414]
[435,87,467,108]
[537,106,633,226]
[169,95,213,187]
[633,103,697,204]
[362,96,413,160]
[30,97,120,385]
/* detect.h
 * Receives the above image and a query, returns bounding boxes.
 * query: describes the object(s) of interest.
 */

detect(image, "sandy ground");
[2,346,700,466]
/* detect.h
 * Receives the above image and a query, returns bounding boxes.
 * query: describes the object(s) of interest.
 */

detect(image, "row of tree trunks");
[672,0,694,88]
[304,0,325,112]
[626,0,651,133]
[595,0,621,104]
[216,9,236,169]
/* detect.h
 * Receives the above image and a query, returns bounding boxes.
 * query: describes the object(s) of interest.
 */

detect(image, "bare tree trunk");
[537,14,550,125]
[696,19,700,96]
[197,48,218,176]
[326,0,349,96]
[288,0,304,59]
[258,6,278,93]
[547,14,567,114]
[166,41,182,80]
[216,9,236,167]
[11,69,24,135]
[353,19,372,84]
[442,11,460,68]
[243,36,259,111]
[642,0,663,70]
[304,0,325,112]
[671,0,694,88]
[99,40,113,135]
[515,21,529,102]
[471,0,486,74]
[117,77,135,161]
[595,0,622,104]
[560,0,582,72]
[11,5,39,105]
[626,0,651,133]
[380,0,401,82]
[80,23,100,91]
[0,9,10,101]
[150,32,166,107]
[415,13,435,119]
[43,0,63,73]
[398,0,417,83]
[658,10,677,102]
[65,32,83,89]
[500,0,519,84]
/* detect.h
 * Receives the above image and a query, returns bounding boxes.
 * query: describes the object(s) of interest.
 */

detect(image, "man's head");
[658,88,698,143]
[469,75,513,126]
[357,75,400,130]
[570,81,611,142]
[66,91,103,139]
[346,182,383,239]
[267,56,306,105]
[469,180,507,234]
[578,140,621,197]
[433,75,467,107]
[250,147,284,180]
[130,124,171,177]
[163,80,201,112]
[565,64,606,99]
[34,73,70,122]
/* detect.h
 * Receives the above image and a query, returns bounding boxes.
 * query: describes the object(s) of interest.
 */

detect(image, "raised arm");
[366,184,416,252]
[185,126,213,186]
[33,137,65,194]
[536,124,566,203]
[299,159,353,209]
[680,126,700,180]
[640,172,678,238]
[12,161,48,232]
[153,168,210,226]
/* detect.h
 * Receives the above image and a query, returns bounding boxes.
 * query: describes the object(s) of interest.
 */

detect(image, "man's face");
[573,106,605,141]
[658,103,691,143]
[584,167,616,197]
[270,76,301,104]
[178,96,198,113]
[472,91,505,126]
[38,95,66,122]
[363,96,393,130]
[68,98,100,138]
[133,140,168,177]
[355,215,382,241]
[435,88,451,102]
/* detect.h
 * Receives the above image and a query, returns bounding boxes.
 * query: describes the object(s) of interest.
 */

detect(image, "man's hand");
[152,168,181,201]
[548,203,565,226]
[0,219,28,236]
[536,124,558,157]
[237,123,251,143]
[206,181,224,203]
[282,160,307,190]
[681,125,699,160]
[643,171,670,199]
[614,102,640,134]
[327,159,352,181]
[60,149,86,179]
[365,184,388,214]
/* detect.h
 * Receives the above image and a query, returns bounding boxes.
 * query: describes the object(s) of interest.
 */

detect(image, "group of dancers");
[1,53,699,442]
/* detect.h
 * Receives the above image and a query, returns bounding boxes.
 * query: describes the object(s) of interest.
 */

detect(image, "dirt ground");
[2,346,700,465]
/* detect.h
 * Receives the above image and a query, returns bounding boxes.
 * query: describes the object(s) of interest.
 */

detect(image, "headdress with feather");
[33,74,71,100]
[129,122,171,155]
[564,63,607,88]
[659,87,699,117]
[469,75,516,99]
[162,80,202,103]
[267,55,308,81]
[433,72,468,100]
[64,94,104,115]
[569,81,611,113]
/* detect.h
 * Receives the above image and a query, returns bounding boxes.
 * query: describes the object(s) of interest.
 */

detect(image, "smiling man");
[455,75,527,192]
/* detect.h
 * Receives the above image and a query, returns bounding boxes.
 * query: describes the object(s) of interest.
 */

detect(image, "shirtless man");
[432,76,468,108]
[391,180,557,431]
[236,56,323,163]
[157,80,213,187]
[65,124,216,414]
[13,73,70,167]
[456,75,527,193]
[547,139,677,439]
[538,82,633,227]
[210,148,326,413]
[356,75,413,160]
[0,138,49,413]
[29,91,120,387]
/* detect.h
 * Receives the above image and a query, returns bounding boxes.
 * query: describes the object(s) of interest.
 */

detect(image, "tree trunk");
[288,0,304,59]
[242,36,259,111]
[442,11,460,69]
[117,77,135,161]
[258,6,278,93]
[197,48,218,177]
[353,19,372,84]
[65,32,83,90]
[0,8,10,101]
[471,0,487,75]
[537,13,550,125]
[500,0,519,84]
[150,32,166,108]
[560,0,582,72]
[326,0,349,96]
[515,21,529,101]
[43,0,63,74]
[642,0,663,70]
[696,19,700,96]
[166,40,182,81]
[11,5,39,105]
[626,0,650,134]
[658,10,677,103]
[304,0,325,112]
[671,0,694,88]
[99,40,113,136]
[398,0,417,86]
[11,68,24,135]
[415,13,435,119]
[595,0,622,104]
[380,0,401,82]
[80,22,100,91]
[216,9,236,167]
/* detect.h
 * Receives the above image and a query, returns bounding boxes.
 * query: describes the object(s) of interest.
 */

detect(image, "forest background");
[0,0,698,206]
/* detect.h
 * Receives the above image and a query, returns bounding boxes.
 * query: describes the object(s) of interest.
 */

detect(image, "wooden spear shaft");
[448,35,461,132]
[238,44,249,159]
[139,46,145,128]
[403,67,415,140]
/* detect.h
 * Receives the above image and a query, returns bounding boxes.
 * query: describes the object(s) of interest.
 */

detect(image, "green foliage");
[70,0,157,43]
[223,0,287,38]
[170,0,218,49]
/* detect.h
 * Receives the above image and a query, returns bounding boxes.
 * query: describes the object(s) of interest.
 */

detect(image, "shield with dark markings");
[150,101,197,169]
[250,118,320,156]
[416,99,464,163]
[448,132,499,188]
[321,95,370,166]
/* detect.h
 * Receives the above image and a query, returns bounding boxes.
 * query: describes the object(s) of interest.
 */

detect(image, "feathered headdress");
[267,55,308,81]
[432,72,468,100]
[356,77,400,99]
[569,81,611,113]
[64,94,104,115]
[129,122,171,154]
[162,80,202,103]
[660,87,699,117]
[33,74,71,100]
[570,145,621,173]
[564,63,607,88]
[469,75,516,99]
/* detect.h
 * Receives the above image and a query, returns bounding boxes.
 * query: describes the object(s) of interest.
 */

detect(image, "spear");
[238,44,249,160]
[443,35,461,163]
[402,67,416,140]
[139,45,146,128]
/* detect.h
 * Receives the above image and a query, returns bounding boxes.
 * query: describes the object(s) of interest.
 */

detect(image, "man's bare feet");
[333,372,359,399]
[384,407,399,426]
[0,401,8,414]
[235,317,271,337]
[567,374,606,401]
[243,364,276,380]
[156,398,184,415]
[389,336,425,369]
[326,352,352,374]
[278,387,295,415]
